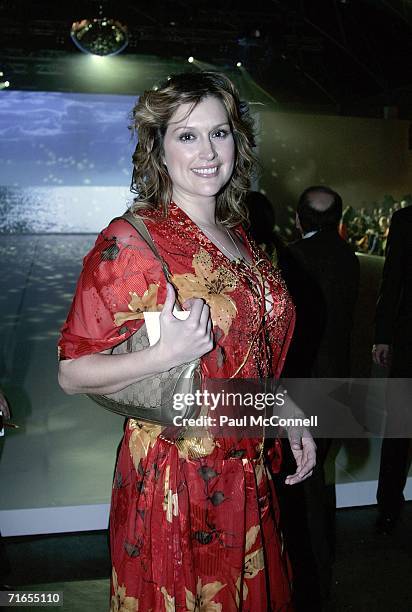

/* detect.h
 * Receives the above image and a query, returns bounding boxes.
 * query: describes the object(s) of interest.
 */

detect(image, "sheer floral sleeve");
[58,218,165,360]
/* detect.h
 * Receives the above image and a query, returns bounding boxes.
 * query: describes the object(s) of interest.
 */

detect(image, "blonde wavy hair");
[129,71,257,227]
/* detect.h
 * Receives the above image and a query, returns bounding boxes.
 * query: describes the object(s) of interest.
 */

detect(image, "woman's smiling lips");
[191,165,219,177]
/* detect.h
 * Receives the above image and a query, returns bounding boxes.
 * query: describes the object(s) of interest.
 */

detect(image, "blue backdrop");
[0,91,137,232]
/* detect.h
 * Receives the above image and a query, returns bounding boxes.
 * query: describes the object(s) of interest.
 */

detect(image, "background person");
[279,185,359,610]
[373,204,412,533]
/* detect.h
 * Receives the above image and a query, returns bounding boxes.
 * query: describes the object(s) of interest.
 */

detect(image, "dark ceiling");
[1,0,412,118]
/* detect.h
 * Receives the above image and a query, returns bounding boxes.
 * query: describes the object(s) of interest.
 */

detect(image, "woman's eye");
[179,133,195,142]
[212,129,228,138]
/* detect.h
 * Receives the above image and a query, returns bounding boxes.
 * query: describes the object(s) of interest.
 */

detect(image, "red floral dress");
[59,202,296,611]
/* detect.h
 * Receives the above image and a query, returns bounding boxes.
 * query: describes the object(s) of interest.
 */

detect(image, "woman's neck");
[172,192,217,227]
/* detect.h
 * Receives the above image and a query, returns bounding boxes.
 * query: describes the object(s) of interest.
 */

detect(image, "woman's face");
[163,95,235,207]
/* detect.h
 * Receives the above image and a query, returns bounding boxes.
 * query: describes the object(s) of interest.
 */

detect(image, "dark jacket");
[280,228,360,378]
[374,206,412,375]
[374,206,412,344]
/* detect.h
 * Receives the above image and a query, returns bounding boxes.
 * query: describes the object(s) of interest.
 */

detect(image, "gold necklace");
[226,228,249,265]
[200,224,248,265]
[176,203,248,264]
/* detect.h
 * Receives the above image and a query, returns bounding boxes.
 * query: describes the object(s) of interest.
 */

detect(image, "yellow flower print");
[185,577,226,611]
[128,420,162,474]
[172,248,237,337]
[114,283,162,327]
[162,464,179,523]
[254,457,264,488]
[244,547,265,581]
[161,586,175,612]
[110,566,139,612]
[235,525,265,604]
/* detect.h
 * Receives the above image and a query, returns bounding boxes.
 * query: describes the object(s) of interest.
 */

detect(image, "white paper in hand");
[144,309,190,346]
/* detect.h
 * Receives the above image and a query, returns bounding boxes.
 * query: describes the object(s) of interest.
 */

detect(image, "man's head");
[296,185,343,235]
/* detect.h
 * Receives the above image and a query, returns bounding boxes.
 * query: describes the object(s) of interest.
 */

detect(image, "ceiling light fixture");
[70,5,128,56]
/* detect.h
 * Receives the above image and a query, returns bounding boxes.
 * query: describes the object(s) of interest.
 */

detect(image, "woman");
[58,72,315,611]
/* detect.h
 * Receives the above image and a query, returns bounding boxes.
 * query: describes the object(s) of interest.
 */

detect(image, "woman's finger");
[182,297,196,310]
[285,464,314,484]
[299,443,316,471]
[187,298,205,324]
[299,470,313,482]
[199,302,211,330]
[161,282,176,318]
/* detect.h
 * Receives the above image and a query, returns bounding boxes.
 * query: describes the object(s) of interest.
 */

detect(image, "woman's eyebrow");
[172,122,230,133]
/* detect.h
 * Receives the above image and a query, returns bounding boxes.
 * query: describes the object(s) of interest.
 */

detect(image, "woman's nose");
[199,137,216,160]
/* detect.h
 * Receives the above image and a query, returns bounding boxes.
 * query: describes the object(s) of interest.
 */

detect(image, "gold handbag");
[87,211,202,425]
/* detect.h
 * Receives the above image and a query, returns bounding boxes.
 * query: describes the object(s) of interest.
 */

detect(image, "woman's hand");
[58,283,213,396]
[153,283,214,370]
[285,426,317,485]
[372,343,391,368]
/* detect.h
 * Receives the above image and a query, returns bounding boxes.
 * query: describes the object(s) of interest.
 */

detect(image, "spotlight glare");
[236,61,242,67]
[188,56,194,63]
[4,81,10,87]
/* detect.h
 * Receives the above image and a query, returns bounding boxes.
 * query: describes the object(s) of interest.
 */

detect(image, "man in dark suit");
[372,205,412,533]
[283,186,360,378]
[278,186,360,610]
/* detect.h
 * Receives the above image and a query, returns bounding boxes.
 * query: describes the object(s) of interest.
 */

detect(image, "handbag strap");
[114,210,173,283]
[112,210,183,309]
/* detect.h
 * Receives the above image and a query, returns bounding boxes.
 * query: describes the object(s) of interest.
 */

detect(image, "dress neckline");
[169,201,255,271]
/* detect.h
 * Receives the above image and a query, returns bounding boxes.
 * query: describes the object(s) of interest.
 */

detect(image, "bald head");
[296,185,342,234]
[306,190,335,212]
